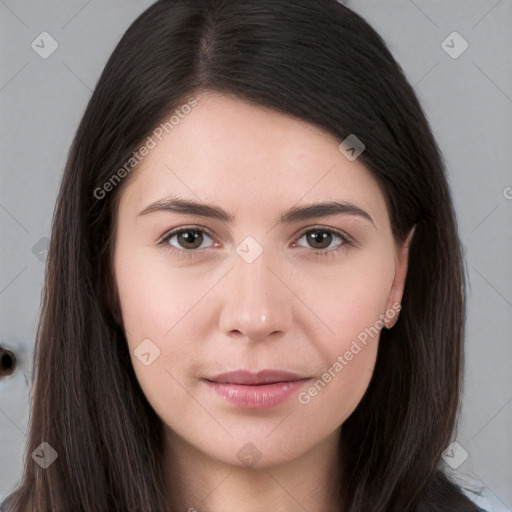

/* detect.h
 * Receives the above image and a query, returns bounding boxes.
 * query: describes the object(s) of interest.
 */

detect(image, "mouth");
[206,369,308,385]
[204,370,312,409]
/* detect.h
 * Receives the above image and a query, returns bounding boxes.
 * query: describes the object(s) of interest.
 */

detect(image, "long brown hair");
[3,0,480,510]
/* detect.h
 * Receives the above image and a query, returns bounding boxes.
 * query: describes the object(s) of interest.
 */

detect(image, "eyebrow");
[138,196,375,227]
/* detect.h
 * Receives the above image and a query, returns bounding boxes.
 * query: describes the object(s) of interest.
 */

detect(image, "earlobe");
[385,225,416,328]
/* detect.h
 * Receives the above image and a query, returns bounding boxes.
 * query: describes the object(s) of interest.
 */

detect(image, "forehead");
[118,91,388,225]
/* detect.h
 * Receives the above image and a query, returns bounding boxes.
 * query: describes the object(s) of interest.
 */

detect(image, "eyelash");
[157,225,355,260]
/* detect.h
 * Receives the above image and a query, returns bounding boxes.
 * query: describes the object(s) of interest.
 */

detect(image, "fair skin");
[113,91,413,512]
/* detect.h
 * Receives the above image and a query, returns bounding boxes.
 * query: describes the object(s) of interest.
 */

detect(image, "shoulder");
[456,473,494,512]
[419,469,494,511]
[0,495,14,512]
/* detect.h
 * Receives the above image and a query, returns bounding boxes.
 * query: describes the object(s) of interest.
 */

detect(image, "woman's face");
[113,91,410,469]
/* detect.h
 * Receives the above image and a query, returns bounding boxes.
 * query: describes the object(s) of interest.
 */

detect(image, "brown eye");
[305,229,335,250]
[161,227,214,251]
[296,228,351,251]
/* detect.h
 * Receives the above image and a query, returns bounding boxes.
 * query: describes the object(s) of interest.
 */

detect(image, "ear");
[385,225,416,328]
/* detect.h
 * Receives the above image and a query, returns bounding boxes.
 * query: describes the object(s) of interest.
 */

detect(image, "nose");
[217,244,293,343]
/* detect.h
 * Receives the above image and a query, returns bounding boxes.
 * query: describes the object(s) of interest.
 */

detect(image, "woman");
[1,0,486,510]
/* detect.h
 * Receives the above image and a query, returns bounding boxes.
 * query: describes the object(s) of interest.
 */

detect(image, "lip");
[204,370,311,409]
[207,369,307,385]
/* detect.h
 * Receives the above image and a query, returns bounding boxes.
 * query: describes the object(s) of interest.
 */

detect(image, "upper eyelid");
[159,224,215,243]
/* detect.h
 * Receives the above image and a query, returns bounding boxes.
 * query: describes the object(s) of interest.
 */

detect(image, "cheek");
[307,246,395,352]
[114,257,213,442]
[113,251,204,393]
[114,249,209,340]
[296,249,394,413]
[297,341,378,430]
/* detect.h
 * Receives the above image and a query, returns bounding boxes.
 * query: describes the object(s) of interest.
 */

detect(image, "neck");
[162,427,344,512]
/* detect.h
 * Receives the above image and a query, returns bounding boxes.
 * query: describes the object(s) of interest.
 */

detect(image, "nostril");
[0,347,17,378]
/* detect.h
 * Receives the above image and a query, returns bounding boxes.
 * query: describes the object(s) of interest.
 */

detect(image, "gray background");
[0,0,510,510]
